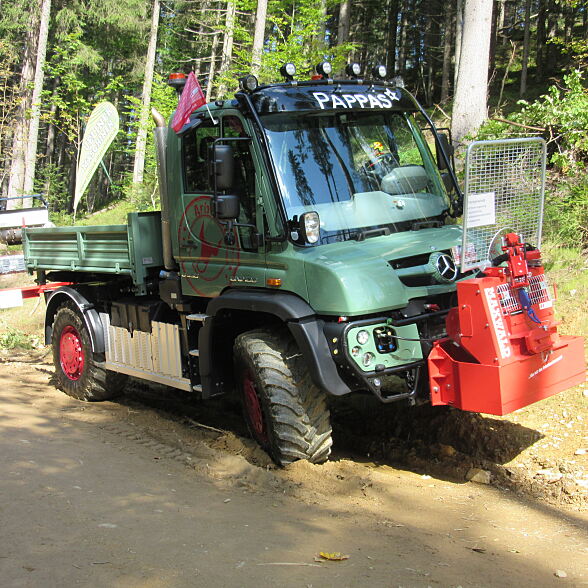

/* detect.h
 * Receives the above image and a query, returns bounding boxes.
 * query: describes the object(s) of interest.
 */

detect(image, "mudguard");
[44,287,106,354]
[201,289,352,397]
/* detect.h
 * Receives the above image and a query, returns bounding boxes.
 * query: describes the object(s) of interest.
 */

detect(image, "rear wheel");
[52,303,127,401]
[234,328,332,466]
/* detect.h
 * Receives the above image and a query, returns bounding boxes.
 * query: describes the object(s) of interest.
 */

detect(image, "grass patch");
[0,273,45,350]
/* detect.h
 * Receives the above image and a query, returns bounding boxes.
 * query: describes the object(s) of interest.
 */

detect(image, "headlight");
[356,330,370,345]
[351,346,361,357]
[362,352,375,367]
[299,211,320,244]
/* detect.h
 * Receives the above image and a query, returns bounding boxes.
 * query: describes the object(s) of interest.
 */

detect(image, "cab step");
[187,313,208,322]
[189,349,199,357]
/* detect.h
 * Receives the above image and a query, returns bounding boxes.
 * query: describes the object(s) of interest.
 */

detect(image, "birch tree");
[133,0,160,184]
[451,0,493,142]
[6,10,37,208]
[251,0,268,75]
[22,0,51,206]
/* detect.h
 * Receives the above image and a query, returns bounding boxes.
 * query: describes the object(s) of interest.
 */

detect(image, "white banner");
[74,102,119,213]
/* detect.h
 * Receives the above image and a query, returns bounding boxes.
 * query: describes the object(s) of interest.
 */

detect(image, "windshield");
[261,111,449,243]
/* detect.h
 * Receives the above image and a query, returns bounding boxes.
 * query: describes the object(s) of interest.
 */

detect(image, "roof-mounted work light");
[371,64,387,80]
[345,63,362,79]
[239,74,259,92]
[280,62,296,81]
[315,61,332,79]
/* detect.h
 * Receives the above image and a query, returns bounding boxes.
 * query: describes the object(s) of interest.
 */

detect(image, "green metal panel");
[24,212,164,293]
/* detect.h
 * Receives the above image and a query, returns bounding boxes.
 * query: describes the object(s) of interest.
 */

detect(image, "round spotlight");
[345,63,362,78]
[280,62,296,80]
[356,330,370,345]
[316,61,332,78]
[371,64,387,80]
[239,74,259,92]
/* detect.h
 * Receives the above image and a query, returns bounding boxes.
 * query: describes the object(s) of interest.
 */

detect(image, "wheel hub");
[242,371,268,444]
[60,325,85,381]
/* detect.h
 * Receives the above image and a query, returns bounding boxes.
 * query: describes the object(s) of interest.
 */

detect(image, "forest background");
[0,0,587,250]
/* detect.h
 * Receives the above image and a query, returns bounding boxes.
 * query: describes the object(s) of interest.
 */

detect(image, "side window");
[183,122,220,193]
[222,116,258,251]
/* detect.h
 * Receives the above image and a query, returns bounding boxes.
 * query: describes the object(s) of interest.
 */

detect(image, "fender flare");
[44,287,105,354]
[201,289,351,396]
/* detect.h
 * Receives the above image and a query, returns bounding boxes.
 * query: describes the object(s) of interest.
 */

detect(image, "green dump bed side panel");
[24,211,164,289]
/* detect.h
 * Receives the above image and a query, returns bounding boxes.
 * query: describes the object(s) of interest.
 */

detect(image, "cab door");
[177,113,267,298]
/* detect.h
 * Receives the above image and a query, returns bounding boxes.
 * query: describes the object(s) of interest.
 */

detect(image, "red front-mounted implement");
[428,233,585,415]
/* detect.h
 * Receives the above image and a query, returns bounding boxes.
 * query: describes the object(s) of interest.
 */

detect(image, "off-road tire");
[51,303,127,401]
[234,328,332,466]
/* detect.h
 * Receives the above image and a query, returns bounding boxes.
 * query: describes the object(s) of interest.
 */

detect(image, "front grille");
[389,250,473,287]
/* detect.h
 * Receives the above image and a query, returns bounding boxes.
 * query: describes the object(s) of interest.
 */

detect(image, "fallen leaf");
[318,552,350,561]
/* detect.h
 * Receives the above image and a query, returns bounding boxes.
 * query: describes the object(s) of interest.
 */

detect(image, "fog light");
[356,330,370,345]
[362,352,375,367]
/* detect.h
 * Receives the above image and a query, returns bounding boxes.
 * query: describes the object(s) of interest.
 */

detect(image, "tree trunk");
[451,0,493,142]
[133,0,160,185]
[440,2,453,103]
[386,0,399,73]
[217,0,236,97]
[206,30,221,100]
[545,0,558,76]
[536,0,546,80]
[397,3,409,73]
[519,0,531,97]
[6,10,38,208]
[22,0,51,206]
[338,0,350,46]
[453,0,464,87]
[251,0,268,75]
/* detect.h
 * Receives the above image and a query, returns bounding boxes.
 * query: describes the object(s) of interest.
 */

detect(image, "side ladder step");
[189,349,199,358]
[192,384,202,393]
[187,313,208,322]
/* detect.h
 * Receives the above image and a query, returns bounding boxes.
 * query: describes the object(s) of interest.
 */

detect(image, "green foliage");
[543,175,588,248]
[516,70,588,173]
[0,326,34,350]
[34,163,69,212]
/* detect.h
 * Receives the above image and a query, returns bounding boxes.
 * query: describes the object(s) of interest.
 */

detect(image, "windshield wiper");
[411,219,443,231]
[352,227,391,241]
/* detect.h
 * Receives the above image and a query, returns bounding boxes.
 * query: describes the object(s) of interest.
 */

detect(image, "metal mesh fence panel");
[460,138,546,271]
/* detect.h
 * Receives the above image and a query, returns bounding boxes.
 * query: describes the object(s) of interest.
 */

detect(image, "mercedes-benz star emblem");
[429,252,458,283]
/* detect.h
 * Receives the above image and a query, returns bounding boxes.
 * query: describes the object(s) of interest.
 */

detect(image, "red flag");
[171,72,206,133]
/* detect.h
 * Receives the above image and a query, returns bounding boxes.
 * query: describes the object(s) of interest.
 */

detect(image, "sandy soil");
[1,352,587,587]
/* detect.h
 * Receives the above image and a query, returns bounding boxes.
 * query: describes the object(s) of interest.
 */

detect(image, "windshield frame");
[259,108,450,245]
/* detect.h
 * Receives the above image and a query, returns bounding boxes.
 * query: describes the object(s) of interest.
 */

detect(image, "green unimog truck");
[22,63,554,466]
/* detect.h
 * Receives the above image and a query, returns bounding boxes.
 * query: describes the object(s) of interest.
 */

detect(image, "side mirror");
[215,193,240,220]
[436,133,454,171]
[213,144,234,190]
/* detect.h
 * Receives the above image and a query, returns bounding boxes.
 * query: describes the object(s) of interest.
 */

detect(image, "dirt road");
[1,354,587,587]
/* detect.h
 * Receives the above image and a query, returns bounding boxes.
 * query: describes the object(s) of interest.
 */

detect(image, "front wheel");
[51,303,127,401]
[234,329,332,466]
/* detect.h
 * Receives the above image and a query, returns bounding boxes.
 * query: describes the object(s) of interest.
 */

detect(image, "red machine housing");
[428,237,585,415]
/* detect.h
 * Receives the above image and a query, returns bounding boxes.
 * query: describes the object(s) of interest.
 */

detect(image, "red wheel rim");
[60,325,85,381]
[242,371,268,444]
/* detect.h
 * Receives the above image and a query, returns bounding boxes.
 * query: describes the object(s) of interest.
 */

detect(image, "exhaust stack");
[151,107,176,271]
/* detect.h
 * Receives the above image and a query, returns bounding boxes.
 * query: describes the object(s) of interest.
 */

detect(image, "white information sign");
[0,289,23,309]
[466,191,496,228]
